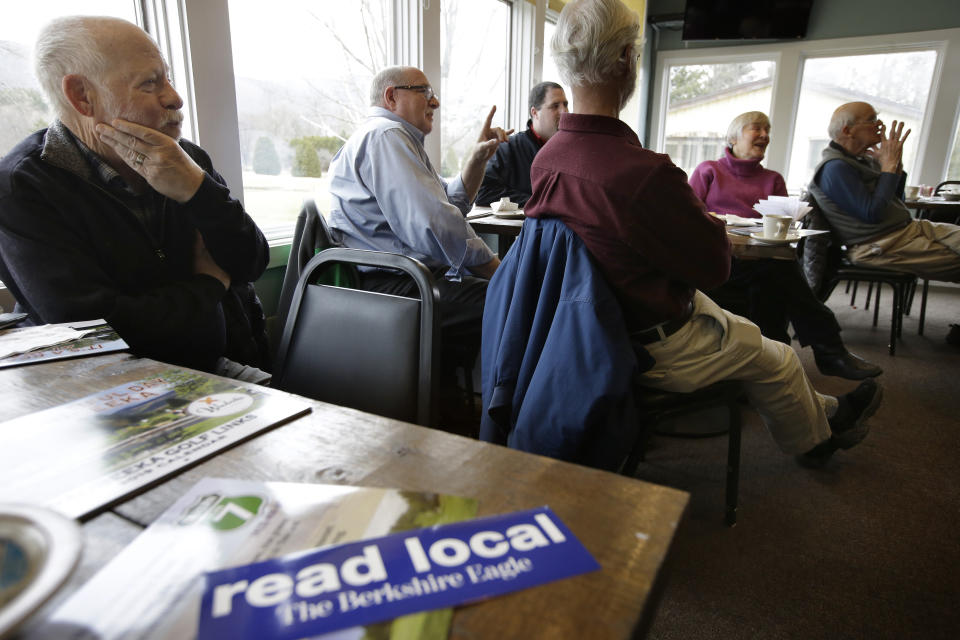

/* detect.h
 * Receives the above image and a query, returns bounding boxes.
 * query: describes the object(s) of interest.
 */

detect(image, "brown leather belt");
[632,300,694,345]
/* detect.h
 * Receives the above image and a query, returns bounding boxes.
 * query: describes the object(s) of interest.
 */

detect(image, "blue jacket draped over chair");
[480,217,653,471]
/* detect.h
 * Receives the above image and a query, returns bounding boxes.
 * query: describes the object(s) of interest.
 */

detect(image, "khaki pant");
[638,291,834,455]
[848,219,960,281]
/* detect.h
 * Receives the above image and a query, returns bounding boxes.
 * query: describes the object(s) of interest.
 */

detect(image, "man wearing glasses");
[328,66,510,397]
[809,101,960,342]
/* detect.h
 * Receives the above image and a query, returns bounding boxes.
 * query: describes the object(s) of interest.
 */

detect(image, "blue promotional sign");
[198,506,599,638]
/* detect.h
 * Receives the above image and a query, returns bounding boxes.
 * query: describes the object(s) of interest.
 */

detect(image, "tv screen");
[683,0,814,41]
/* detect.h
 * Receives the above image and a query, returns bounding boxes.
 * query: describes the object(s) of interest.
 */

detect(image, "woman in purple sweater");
[689,111,881,380]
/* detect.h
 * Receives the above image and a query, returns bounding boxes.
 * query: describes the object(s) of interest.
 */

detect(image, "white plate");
[0,504,82,639]
[750,231,801,245]
[492,211,525,220]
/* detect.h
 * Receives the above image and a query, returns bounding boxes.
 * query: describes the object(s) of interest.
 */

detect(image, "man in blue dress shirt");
[328,66,510,392]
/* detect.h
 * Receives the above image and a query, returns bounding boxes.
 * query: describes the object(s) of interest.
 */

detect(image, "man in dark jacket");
[0,16,270,380]
[476,81,568,207]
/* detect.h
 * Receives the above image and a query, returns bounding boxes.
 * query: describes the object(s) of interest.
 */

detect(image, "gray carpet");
[637,283,960,640]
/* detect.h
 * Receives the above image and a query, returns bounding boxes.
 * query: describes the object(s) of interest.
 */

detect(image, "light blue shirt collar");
[368,106,426,145]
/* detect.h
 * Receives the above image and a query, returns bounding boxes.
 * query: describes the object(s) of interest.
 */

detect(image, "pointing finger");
[483,105,496,131]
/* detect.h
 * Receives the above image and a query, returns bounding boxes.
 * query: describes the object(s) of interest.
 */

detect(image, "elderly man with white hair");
[808,101,960,342]
[0,16,270,380]
[328,66,509,391]
[524,0,882,467]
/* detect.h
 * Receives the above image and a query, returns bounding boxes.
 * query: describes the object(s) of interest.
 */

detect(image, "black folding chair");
[272,248,439,427]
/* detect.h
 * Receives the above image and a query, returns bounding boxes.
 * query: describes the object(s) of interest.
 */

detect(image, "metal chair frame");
[272,248,440,427]
[621,381,744,527]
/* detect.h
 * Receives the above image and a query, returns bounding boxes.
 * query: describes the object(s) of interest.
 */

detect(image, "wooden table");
[4,354,689,640]
[469,211,827,262]
[469,209,524,258]
[726,227,829,260]
[904,197,960,223]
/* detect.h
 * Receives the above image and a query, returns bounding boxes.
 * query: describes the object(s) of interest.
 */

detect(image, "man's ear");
[529,105,538,121]
[62,74,96,117]
[383,86,397,111]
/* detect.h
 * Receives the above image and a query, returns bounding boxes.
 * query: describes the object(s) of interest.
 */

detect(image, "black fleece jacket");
[0,123,270,372]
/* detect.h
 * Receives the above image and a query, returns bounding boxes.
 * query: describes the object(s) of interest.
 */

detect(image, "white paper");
[752,196,812,221]
[0,323,101,359]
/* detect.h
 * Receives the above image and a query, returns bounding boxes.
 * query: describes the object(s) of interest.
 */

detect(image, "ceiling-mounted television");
[682,0,814,41]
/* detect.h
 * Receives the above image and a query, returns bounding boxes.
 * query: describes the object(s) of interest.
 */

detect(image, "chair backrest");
[481,217,649,470]
[276,200,359,339]
[934,180,960,195]
[272,248,439,427]
[797,196,842,299]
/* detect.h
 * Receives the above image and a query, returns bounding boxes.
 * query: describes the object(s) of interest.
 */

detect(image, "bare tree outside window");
[439,0,510,178]
[0,2,138,157]
[227,0,389,230]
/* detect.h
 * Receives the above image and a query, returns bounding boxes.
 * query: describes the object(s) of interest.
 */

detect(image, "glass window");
[541,19,571,106]
[785,50,938,191]
[946,118,960,181]
[661,60,775,178]
[439,0,510,178]
[226,0,390,232]
[0,1,140,157]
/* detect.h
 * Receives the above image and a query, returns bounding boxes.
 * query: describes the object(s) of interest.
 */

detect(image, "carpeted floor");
[636,283,960,640]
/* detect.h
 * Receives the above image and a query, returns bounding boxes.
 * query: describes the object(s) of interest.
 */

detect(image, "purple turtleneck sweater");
[688,147,787,218]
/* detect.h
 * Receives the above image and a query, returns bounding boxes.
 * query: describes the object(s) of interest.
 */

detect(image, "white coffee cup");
[904,185,920,200]
[761,214,793,239]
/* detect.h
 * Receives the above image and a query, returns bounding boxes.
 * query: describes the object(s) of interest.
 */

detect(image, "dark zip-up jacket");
[0,122,270,372]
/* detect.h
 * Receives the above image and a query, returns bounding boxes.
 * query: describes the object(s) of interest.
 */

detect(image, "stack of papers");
[753,195,812,221]
[0,323,97,359]
[721,214,761,226]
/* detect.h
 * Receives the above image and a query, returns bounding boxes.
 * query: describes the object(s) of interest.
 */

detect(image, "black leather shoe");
[829,379,883,450]
[795,439,839,468]
[947,324,960,346]
[813,346,883,380]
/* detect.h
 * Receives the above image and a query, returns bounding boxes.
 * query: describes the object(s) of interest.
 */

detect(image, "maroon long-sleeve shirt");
[524,113,731,331]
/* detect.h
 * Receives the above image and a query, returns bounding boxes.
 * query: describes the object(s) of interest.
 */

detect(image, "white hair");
[726,111,770,146]
[828,103,862,141]
[369,66,415,107]
[33,16,114,119]
[550,0,640,88]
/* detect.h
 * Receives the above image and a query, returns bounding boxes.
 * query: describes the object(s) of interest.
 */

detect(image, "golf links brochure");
[0,369,310,519]
[39,478,599,639]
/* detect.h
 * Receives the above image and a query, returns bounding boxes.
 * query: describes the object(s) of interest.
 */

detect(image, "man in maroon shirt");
[526,0,882,467]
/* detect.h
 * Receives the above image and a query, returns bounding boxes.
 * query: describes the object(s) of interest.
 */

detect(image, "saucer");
[493,211,525,220]
[750,231,800,245]
[0,505,82,638]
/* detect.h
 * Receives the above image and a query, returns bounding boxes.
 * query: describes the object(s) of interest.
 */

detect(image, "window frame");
[650,27,960,187]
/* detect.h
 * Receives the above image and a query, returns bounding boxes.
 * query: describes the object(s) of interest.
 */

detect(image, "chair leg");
[866,282,874,309]
[889,283,899,356]
[919,279,929,335]
[872,284,881,327]
[896,284,905,339]
[724,400,741,527]
[849,280,858,306]
[904,279,916,315]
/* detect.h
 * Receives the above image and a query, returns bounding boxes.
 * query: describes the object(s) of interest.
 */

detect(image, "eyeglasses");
[393,85,437,102]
